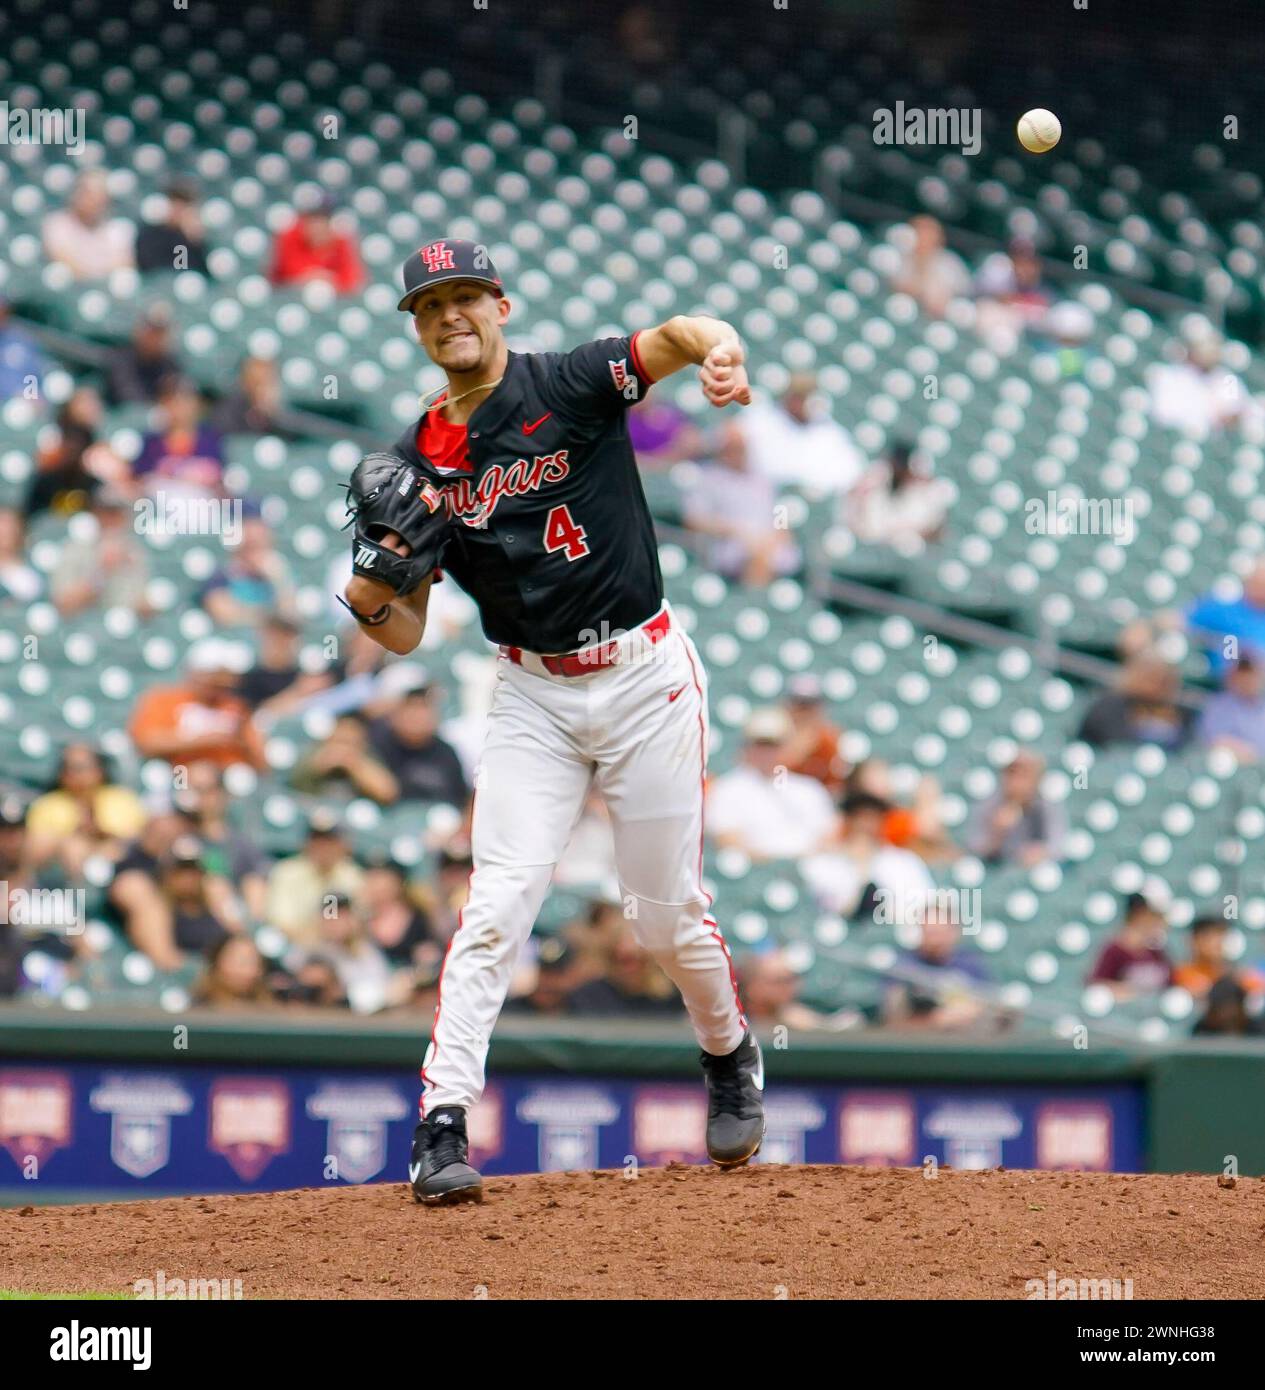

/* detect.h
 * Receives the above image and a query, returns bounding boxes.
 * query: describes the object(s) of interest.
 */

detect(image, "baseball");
[1017,107,1061,153]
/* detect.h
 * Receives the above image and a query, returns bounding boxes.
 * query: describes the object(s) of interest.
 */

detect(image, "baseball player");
[341,238,764,1204]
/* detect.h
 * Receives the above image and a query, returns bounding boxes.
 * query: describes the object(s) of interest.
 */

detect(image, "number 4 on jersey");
[543,504,590,561]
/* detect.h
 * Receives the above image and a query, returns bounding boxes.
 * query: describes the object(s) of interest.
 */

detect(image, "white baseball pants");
[420,602,748,1114]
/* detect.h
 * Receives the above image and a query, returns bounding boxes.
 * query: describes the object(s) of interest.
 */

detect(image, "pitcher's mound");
[3,1164,1260,1299]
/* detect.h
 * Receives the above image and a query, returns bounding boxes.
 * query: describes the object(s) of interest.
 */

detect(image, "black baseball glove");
[341,451,448,597]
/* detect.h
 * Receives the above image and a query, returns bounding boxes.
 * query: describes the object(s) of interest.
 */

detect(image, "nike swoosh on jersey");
[522,412,553,434]
[668,684,688,702]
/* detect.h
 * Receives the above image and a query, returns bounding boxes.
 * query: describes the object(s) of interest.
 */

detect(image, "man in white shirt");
[705,706,838,860]
[802,790,935,921]
[1148,336,1259,436]
[736,373,867,497]
[42,170,135,280]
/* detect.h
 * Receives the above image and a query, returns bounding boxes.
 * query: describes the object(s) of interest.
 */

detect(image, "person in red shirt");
[268,193,364,294]
[1088,893,1174,998]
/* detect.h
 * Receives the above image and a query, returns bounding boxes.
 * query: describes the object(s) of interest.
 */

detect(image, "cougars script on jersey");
[392,333,663,653]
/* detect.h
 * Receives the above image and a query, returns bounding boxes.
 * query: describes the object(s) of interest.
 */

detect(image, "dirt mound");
[3,1165,1260,1299]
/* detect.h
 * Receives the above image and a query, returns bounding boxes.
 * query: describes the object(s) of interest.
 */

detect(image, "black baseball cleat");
[409,1106,484,1206]
[700,1032,766,1168]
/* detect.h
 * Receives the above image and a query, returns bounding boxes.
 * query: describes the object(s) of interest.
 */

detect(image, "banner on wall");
[0,1062,1144,1199]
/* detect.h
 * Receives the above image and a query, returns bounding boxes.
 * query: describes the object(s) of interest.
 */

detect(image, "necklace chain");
[419,378,503,415]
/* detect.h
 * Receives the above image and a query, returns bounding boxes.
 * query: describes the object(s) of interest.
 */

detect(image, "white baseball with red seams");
[420,599,748,1114]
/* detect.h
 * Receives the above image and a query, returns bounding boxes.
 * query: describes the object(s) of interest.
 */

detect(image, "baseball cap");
[397,238,504,313]
[744,706,792,744]
[786,673,823,705]
[377,663,433,700]
[164,834,205,868]
[306,807,344,839]
[186,637,234,674]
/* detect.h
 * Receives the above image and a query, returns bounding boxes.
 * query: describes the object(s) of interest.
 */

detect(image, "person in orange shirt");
[1174,916,1265,1000]
[779,675,848,796]
[268,193,364,294]
[129,639,268,772]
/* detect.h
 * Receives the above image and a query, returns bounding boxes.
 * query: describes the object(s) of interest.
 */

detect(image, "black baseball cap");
[397,238,504,313]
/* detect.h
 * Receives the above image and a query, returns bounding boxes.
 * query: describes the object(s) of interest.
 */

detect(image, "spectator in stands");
[24,743,147,879]
[566,923,681,1018]
[966,751,1064,867]
[210,355,287,436]
[890,215,970,319]
[1196,655,1265,762]
[171,760,270,926]
[51,486,152,618]
[503,937,580,1017]
[24,388,127,519]
[628,395,703,470]
[0,914,20,997]
[802,790,936,922]
[365,672,469,807]
[0,507,42,602]
[845,440,951,551]
[303,894,397,1013]
[264,811,364,950]
[1148,332,1258,436]
[1087,893,1174,997]
[559,894,625,984]
[1187,563,1265,677]
[198,514,298,630]
[776,674,848,795]
[426,838,473,946]
[682,421,800,584]
[1173,914,1265,1003]
[133,374,226,497]
[705,706,838,860]
[1033,300,1095,379]
[129,638,268,772]
[1076,650,1193,750]
[736,949,863,1031]
[0,296,49,400]
[152,834,236,958]
[882,904,994,1032]
[360,857,435,970]
[736,373,867,496]
[135,177,210,276]
[268,192,364,294]
[42,170,134,280]
[105,303,182,406]
[973,236,1053,348]
[105,809,194,971]
[291,713,397,803]
[231,614,329,724]
[194,935,281,1009]
[844,759,955,864]
[1193,974,1265,1036]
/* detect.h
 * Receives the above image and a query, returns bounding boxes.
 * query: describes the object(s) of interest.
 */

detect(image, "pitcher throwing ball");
[341,239,764,1204]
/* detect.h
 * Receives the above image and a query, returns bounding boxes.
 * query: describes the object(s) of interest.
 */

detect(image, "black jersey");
[392,333,663,653]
